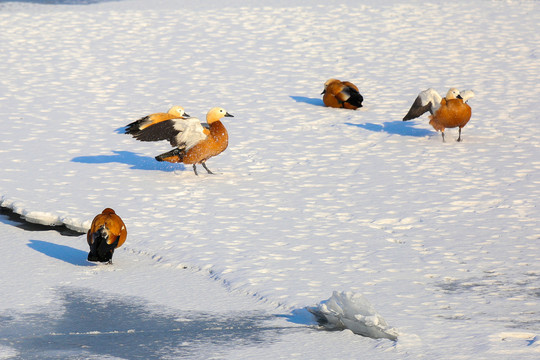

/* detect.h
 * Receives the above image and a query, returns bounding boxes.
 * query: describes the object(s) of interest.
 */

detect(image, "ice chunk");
[308,291,398,340]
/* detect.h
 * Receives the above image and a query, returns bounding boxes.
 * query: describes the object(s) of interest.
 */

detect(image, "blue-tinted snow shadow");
[345,120,434,137]
[27,240,94,267]
[290,96,325,107]
[276,308,317,326]
[72,150,185,172]
[114,125,127,134]
[0,288,284,359]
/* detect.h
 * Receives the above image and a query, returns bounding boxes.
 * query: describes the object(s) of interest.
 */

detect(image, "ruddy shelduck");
[321,79,364,109]
[87,208,127,264]
[403,88,474,142]
[125,105,190,135]
[128,107,234,175]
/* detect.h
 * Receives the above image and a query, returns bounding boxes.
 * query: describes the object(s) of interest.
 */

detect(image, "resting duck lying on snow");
[124,105,190,135]
[403,88,474,142]
[87,208,127,264]
[126,107,234,175]
[321,78,364,109]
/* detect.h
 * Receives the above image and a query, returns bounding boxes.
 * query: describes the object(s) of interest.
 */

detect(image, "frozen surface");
[0,0,539,358]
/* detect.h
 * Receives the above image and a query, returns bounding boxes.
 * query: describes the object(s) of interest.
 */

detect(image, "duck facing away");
[125,105,190,135]
[87,208,127,264]
[321,79,363,109]
[403,88,474,142]
[128,107,233,175]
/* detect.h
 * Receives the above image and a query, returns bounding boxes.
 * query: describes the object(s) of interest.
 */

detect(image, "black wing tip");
[346,92,364,108]
[402,114,414,121]
[124,125,139,135]
[124,116,149,135]
[403,99,432,121]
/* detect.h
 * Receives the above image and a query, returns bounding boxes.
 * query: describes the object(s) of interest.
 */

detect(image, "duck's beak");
[225,112,234,117]
[321,90,326,95]
[457,94,463,99]
[183,112,191,117]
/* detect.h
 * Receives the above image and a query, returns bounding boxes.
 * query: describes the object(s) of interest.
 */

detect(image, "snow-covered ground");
[0,0,539,358]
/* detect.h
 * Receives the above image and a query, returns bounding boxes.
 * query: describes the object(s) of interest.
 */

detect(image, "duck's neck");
[209,121,228,143]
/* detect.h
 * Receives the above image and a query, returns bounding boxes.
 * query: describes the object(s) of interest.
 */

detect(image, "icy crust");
[308,291,398,340]
[0,196,89,233]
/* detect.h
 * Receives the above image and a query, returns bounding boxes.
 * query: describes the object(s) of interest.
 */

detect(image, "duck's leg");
[441,131,446,143]
[201,162,214,175]
[457,128,463,142]
[192,164,199,176]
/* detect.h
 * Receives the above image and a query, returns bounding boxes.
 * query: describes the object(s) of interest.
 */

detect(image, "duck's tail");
[346,91,363,108]
[155,148,185,163]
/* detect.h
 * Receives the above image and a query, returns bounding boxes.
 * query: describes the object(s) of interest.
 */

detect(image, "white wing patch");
[418,88,443,114]
[460,90,475,103]
[172,117,208,150]
[340,86,351,101]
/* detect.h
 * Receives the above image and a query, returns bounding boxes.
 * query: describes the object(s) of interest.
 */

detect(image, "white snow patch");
[0,345,18,360]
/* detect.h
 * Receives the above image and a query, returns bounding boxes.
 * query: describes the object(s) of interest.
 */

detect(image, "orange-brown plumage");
[87,208,127,263]
[429,98,472,133]
[178,120,228,165]
[321,79,363,109]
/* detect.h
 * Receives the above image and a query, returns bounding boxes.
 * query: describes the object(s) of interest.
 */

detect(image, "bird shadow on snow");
[345,120,434,137]
[27,240,94,267]
[71,150,185,172]
[290,96,325,107]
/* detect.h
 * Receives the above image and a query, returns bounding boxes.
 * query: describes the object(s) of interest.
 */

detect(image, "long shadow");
[0,288,285,359]
[290,96,325,107]
[72,150,185,172]
[27,240,94,267]
[345,120,434,137]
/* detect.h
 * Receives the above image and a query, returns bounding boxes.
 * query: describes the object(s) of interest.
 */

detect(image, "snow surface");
[0,0,539,358]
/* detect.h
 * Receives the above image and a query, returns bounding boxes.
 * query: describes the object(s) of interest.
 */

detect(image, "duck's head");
[168,105,189,118]
[101,208,116,215]
[206,107,234,124]
[321,78,339,94]
[446,88,461,100]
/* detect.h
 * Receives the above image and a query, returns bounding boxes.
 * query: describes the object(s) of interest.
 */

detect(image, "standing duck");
[128,107,233,175]
[403,88,474,142]
[87,208,127,264]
